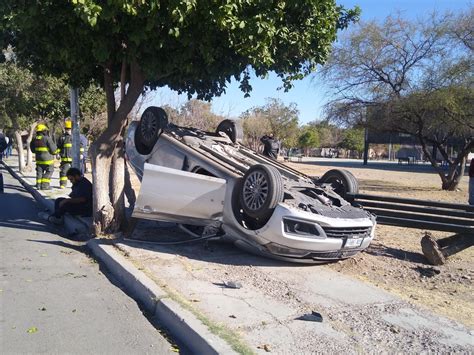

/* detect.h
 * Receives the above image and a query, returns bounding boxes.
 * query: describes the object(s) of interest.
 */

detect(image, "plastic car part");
[240,164,284,221]
[216,119,243,144]
[135,106,168,154]
[318,169,359,198]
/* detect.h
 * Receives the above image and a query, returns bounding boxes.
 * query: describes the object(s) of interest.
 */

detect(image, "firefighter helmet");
[36,124,48,132]
[65,120,72,129]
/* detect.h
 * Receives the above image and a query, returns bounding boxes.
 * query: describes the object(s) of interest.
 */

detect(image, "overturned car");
[126,106,376,263]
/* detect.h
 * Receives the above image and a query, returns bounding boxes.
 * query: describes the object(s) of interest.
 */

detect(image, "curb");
[1,160,90,239]
[87,239,237,355]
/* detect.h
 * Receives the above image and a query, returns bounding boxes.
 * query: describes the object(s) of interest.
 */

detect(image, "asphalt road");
[0,167,173,354]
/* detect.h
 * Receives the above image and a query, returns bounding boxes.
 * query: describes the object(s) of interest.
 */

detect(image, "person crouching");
[48,168,93,224]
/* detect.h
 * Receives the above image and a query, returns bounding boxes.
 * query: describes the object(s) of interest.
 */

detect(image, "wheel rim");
[243,171,269,211]
[141,111,159,145]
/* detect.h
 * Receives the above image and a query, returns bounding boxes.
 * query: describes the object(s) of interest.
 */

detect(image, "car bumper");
[225,203,375,262]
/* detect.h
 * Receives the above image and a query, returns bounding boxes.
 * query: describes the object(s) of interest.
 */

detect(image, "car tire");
[240,164,284,221]
[318,169,359,198]
[135,106,168,154]
[216,119,243,144]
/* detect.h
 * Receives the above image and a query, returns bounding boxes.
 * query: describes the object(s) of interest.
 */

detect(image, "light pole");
[69,87,81,170]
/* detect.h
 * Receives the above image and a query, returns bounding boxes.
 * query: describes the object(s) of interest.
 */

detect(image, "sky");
[150,0,470,124]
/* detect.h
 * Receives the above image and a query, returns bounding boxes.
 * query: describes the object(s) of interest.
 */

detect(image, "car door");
[132,163,227,225]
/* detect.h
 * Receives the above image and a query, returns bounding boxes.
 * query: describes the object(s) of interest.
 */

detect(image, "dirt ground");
[286,159,473,328]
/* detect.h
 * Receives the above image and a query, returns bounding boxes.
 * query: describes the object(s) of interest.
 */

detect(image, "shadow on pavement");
[27,239,88,253]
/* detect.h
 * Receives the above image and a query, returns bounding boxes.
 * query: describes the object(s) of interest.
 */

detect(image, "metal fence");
[347,193,474,235]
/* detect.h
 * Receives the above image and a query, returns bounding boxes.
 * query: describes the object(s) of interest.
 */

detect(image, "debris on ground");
[296,311,323,322]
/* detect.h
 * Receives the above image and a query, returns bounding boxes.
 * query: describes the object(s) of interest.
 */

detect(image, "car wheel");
[318,169,359,198]
[216,119,243,144]
[135,106,168,154]
[240,164,284,221]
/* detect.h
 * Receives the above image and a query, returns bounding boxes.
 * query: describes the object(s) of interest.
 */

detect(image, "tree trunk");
[419,133,472,191]
[25,122,38,171]
[91,147,114,235]
[91,61,144,236]
[14,130,25,172]
[110,137,125,230]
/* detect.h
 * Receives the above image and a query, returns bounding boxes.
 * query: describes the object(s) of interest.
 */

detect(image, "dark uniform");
[260,135,280,160]
[30,130,57,190]
[57,132,73,188]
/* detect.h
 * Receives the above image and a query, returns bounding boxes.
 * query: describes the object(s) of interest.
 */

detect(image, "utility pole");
[70,87,81,170]
[363,126,369,165]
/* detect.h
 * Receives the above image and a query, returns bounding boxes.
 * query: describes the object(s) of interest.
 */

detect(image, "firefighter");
[57,120,73,188]
[30,124,57,190]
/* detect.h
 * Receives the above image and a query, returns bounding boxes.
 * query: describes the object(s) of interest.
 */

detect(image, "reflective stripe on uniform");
[64,143,72,148]
[80,148,85,152]
[60,177,68,181]
[61,158,73,162]
[36,160,54,165]
[41,178,51,182]
[36,135,43,139]
[54,149,60,154]
[35,147,48,152]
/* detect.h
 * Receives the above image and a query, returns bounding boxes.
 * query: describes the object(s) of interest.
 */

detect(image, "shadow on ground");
[365,243,427,264]
[123,220,325,267]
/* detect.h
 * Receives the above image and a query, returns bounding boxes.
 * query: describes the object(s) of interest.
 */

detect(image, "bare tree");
[321,10,473,190]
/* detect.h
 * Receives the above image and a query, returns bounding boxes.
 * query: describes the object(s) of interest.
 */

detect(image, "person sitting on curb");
[45,168,93,225]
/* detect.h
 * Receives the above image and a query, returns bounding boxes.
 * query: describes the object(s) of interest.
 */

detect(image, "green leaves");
[5,0,357,100]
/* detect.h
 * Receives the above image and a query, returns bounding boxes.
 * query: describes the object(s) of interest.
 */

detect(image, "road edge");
[87,239,238,355]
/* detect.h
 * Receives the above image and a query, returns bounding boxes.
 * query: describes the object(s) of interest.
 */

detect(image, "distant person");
[44,168,93,224]
[57,120,73,188]
[469,158,474,205]
[30,124,57,190]
[0,131,7,193]
[2,135,8,159]
[5,135,12,158]
[260,134,279,160]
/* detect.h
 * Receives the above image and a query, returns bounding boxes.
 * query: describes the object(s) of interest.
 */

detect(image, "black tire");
[239,164,284,221]
[135,106,168,154]
[318,169,359,198]
[216,119,243,144]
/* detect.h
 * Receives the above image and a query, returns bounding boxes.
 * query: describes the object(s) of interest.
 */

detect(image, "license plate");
[345,238,363,248]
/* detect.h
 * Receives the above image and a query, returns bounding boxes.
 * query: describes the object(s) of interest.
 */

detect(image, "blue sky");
[150,0,470,124]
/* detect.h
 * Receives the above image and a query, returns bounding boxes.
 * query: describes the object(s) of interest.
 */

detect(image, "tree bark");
[25,122,38,171]
[14,130,25,172]
[90,61,144,235]
[110,136,125,230]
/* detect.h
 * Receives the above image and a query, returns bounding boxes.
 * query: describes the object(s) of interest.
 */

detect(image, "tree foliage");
[339,128,364,154]
[164,99,225,131]
[298,126,320,155]
[242,98,299,148]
